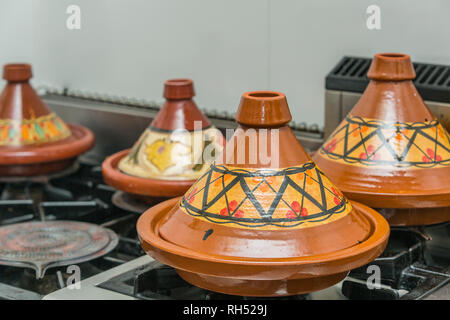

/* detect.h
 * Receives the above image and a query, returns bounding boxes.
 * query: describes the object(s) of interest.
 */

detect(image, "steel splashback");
[41,91,324,164]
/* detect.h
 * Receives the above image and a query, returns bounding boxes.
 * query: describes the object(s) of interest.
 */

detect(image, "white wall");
[1,0,450,126]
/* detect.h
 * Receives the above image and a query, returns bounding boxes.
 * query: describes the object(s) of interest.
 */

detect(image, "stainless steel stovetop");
[43,225,450,300]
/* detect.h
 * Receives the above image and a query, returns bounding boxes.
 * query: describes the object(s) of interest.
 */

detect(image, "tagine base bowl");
[0,161,80,183]
[176,269,348,297]
[137,197,389,297]
[0,124,94,177]
[343,190,450,227]
[102,150,196,200]
[111,190,165,213]
[313,156,450,226]
[377,206,450,227]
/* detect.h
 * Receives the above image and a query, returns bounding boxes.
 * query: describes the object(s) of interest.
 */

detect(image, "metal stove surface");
[0,162,144,299]
[44,255,346,300]
[44,224,449,300]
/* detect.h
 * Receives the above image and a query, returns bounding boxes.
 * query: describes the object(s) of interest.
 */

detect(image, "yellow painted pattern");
[119,126,224,180]
[0,113,71,146]
[179,162,352,230]
[319,116,450,168]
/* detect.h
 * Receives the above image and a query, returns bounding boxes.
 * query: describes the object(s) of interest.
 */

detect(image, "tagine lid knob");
[3,63,33,82]
[151,78,211,130]
[218,91,309,168]
[367,53,416,81]
[163,79,195,100]
[236,91,292,127]
[1,63,53,119]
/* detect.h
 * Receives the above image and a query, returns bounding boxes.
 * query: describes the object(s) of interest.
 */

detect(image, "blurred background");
[1,0,449,127]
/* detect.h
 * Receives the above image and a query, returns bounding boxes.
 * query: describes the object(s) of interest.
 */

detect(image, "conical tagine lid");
[137,91,389,296]
[0,64,94,177]
[313,53,450,226]
[118,79,223,181]
[0,64,71,146]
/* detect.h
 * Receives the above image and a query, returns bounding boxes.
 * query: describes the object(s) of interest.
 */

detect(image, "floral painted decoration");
[0,113,71,146]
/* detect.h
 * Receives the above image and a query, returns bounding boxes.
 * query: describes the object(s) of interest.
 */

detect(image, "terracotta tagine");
[102,79,224,202]
[313,53,450,226]
[0,63,94,177]
[137,91,390,297]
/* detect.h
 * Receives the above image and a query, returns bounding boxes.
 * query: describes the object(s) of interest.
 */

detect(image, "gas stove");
[44,222,450,300]
[0,162,144,299]
[0,158,448,300]
[0,92,447,300]
[0,153,448,301]
[6,160,440,300]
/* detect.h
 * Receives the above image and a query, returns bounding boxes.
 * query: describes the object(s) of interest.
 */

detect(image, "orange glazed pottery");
[137,91,389,297]
[0,64,94,176]
[313,53,450,226]
[102,79,224,200]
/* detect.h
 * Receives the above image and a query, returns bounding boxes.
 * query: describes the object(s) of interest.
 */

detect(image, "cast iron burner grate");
[326,56,450,103]
[342,226,450,300]
[0,163,145,299]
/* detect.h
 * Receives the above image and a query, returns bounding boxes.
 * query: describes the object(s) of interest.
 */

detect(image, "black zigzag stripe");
[321,116,450,168]
[180,163,347,228]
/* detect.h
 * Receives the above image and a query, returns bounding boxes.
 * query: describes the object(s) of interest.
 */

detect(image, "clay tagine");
[102,79,224,201]
[137,91,389,297]
[313,53,450,226]
[0,63,94,176]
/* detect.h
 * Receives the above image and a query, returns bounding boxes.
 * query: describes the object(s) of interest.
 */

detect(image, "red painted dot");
[228,200,238,211]
[291,201,301,213]
[334,197,341,206]
[286,210,297,219]
[220,208,228,216]
[234,210,244,218]
[300,208,308,217]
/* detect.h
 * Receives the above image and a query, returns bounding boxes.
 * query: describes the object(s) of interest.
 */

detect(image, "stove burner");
[0,221,118,278]
[0,161,80,184]
[111,191,154,214]
[342,227,450,299]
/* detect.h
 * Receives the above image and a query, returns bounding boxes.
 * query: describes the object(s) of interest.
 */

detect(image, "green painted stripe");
[35,123,45,138]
